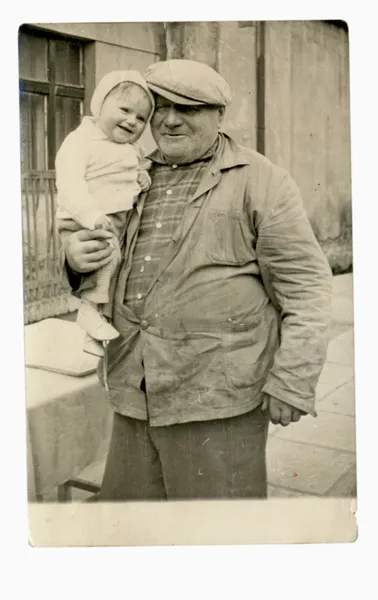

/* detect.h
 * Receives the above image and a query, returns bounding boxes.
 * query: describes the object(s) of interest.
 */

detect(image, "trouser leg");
[150,406,270,499]
[98,401,269,501]
[98,411,167,501]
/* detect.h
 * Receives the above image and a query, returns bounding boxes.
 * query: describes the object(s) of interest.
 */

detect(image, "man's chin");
[157,138,191,161]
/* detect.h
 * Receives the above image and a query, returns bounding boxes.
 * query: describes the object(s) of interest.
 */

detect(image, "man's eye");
[178,106,198,114]
[121,108,130,113]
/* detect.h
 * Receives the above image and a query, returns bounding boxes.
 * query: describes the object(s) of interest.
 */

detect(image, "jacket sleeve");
[55,133,105,230]
[56,223,96,298]
[256,172,333,416]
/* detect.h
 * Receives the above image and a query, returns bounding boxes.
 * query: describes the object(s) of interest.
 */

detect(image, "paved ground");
[268,273,356,498]
[69,273,356,501]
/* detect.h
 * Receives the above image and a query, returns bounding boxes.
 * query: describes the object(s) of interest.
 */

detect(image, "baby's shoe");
[77,302,119,341]
[83,334,105,357]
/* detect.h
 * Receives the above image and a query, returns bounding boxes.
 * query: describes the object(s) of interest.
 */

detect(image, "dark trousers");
[98,403,270,501]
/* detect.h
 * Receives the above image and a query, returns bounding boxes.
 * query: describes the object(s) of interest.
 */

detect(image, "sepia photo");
[20,20,356,546]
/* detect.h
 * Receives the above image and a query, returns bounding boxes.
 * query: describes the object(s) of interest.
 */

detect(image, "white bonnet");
[90,70,155,119]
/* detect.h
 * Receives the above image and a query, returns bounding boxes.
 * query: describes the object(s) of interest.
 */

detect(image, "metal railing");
[22,170,78,324]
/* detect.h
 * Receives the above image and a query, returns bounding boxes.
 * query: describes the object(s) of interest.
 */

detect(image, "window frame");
[19,26,85,170]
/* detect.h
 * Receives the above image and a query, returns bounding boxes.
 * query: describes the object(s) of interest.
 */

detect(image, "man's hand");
[261,395,306,426]
[63,228,114,274]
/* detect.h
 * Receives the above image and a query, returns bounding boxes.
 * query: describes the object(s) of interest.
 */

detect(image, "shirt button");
[144,255,151,262]
[140,320,149,330]
[172,164,177,169]
[137,293,142,300]
[166,189,173,195]
[156,222,162,229]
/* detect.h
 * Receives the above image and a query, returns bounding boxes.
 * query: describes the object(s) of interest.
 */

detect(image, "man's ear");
[217,106,226,127]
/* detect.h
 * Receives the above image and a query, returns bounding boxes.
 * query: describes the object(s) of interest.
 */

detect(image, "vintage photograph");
[20,20,355,545]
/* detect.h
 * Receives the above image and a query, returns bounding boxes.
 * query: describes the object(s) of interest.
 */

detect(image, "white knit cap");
[90,70,155,119]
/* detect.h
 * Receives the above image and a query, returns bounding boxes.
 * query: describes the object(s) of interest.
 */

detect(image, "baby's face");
[99,85,152,144]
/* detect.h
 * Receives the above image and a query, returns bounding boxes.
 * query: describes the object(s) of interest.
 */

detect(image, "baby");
[55,71,155,356]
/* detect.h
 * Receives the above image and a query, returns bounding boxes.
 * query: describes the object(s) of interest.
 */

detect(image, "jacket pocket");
[224,346,269,389]
[205,209,252,265]
[145,334,224,395]
[223,312,278,389]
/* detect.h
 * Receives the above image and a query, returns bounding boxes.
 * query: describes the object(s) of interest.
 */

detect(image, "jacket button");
[140,320,149,330]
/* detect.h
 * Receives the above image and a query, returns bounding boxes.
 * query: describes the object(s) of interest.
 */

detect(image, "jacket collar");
[211,133,251,172]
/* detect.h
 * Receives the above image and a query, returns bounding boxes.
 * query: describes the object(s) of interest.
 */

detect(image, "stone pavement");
[70,273,356,501]
[267,273,356,498]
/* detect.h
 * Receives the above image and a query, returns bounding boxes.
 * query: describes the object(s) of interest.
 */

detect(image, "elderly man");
[62,59,332,500]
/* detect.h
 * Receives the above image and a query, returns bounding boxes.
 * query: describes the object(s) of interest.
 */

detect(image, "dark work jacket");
[70,134,333,425]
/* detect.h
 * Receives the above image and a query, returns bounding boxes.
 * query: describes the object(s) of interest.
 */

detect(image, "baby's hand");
[94,215,112,230]
[137,170,151,192]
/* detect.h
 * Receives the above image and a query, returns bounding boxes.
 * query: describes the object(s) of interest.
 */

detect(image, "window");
[19,27,85,172]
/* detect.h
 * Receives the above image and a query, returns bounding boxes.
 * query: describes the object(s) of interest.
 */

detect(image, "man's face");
[150,95,225,164]
[98,84,152,144]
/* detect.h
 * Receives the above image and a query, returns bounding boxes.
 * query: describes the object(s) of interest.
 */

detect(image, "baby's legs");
[80,233,121,306]
[57,215,128,345]
[77,301,119,342]
[78,233,121,341]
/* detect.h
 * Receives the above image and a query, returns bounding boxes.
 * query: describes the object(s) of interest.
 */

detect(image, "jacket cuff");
[58,245,92,297]
[262,381,317,417]
[65,264,85,295]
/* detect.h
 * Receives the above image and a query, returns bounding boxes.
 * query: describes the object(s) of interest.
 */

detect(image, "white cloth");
[55,117,147,230]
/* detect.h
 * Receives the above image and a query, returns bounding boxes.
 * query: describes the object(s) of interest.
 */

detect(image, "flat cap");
[144,59,232,107]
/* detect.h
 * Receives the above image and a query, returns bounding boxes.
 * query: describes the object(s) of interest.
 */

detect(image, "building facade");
[19,21,352,323]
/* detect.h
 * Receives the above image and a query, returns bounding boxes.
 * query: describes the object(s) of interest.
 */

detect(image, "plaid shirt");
[124,137,219,316]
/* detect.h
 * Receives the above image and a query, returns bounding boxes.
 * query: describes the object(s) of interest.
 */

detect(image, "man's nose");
[164,107,182,127]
